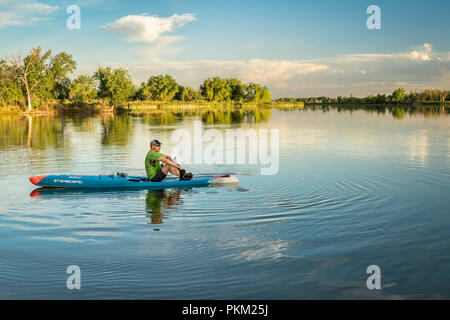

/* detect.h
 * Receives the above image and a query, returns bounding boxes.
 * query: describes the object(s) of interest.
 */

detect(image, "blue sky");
[1,0,449,97]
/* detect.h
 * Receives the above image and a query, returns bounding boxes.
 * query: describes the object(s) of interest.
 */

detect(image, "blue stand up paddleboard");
[29,173,239,189]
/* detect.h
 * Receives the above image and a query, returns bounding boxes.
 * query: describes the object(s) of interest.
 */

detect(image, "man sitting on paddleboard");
[145,139,192,182]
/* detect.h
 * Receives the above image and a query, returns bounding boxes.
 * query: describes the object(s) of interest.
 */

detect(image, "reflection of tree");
[27,115,31,148]
[70,116,98,132]
[145,189,182,225]
[391,107,404,119]
[202,108,271,124]
[136,107,272,125]
[303,104,448,118]
[0,115,64,149]
[139,112,180,126]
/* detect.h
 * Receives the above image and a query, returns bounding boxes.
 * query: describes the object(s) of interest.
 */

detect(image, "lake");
[0,106,449,299]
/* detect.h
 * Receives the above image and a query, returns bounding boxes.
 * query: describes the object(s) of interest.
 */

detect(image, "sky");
[0,0,449,98]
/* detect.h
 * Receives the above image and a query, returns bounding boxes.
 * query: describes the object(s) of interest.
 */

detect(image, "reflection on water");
[408,129,428,167]
[202,108,271,124]
[1,105,447,150]
[304,104,448,119]
[100,114,134,146]
[145,189,182,227]
[0,108,273,150]
[30,187,188,228]
[0,115,65,149]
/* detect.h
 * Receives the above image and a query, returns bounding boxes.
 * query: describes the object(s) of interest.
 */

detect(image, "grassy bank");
[0,100,301,115]
[3,99,449,116]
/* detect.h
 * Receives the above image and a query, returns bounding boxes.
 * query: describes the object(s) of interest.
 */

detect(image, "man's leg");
[162,164,180,177]
[151,168,167,182]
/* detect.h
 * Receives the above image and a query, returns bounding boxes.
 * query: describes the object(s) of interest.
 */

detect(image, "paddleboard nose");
[29,189,41,197]
[29,175,48,185]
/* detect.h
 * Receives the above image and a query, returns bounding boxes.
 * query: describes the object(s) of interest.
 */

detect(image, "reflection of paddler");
[145,189,181,225]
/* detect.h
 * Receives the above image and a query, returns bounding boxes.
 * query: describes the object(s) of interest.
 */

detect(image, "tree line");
[0,47,272,111]
[277,88,450,105]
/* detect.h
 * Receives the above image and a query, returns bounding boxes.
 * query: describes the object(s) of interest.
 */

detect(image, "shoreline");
[1,100,448,116]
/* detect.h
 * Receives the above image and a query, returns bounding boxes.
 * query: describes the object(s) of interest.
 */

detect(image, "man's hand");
[165,155,181,167]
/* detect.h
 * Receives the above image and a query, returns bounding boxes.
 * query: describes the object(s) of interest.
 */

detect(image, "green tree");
[0,60,23,107]
[213,77,231,101]
[200,78,215,101]
[145,74,179,101]
[7,47,52,111]
[53,78,71,101]
[48,52,76,100]
[136,81,152,100]
[49,52,77,83]
[181,87,199,101]
[200,77,236,102]
[6,47,76,109]
[244,83,271,102]
[69,75,97,103]
[174,85,184,101]
[226,78,245,101]
[392,88,405,102]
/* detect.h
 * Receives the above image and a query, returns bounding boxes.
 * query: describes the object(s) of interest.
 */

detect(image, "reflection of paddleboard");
[29,173,239,189]
[29,185,202,199]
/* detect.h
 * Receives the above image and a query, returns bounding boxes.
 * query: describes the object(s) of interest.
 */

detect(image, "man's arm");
[157,156,181,168]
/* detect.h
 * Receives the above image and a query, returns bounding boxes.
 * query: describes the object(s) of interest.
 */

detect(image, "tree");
[212,77,231,101]
[437,90,446,102]
[181,87,199,101]
[145,74,179,101]
[200,77,242,102]
[226,78,245,101]
[6,47,76,110]
[7,47,52,111]
[391,88,405,102]
[49,52,77,83]
[53,78,71,100]
[48,52,76,100]
[69,75,96,103]
[0,60,23,107]
[136,81,152,100]
[174,85,184,101]
[94,66,110,103]
[94,67,136,106]
[200,78,215,101]
[244,83,271,102]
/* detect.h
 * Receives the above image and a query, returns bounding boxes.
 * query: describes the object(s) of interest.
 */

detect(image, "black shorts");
[151,169,167,182]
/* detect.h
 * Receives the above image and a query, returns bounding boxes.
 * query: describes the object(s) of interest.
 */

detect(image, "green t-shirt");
[145,151,164,178]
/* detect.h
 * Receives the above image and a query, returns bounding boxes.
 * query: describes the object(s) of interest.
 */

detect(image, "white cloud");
[276,82,289,89]
[0,11,22,27]
[103,13,197,45]
[20,2,58,13]
[408,43,433,61]
[81,38,449,98]
[0,0,58,27]
[240,59,330,82]
[329,43,447,65]
[124,57,332,85]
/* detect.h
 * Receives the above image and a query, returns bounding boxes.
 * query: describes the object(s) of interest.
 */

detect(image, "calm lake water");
[0,106,449,299]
